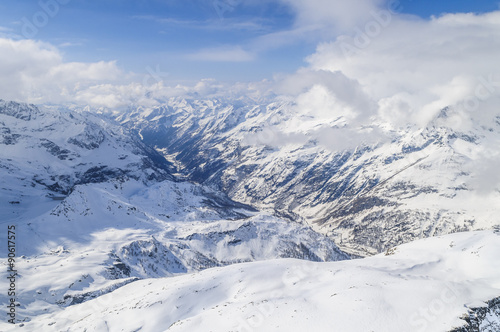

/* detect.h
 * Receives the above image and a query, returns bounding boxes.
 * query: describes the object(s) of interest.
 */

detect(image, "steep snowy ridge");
[8,230,500,332]
[116,98,500,256]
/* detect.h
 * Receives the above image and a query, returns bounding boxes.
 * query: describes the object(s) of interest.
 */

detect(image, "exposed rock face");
[0,99,40,120]
[451,297,500,332]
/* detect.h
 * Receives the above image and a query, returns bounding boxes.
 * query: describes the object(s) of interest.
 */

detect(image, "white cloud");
[306,10,500,128]
[0,38,123,105]
[273,68,374,114]
[2,6,500,126]
[0,37,272,108]
[236,6,500,159]
[469,155,500,195]
[58,41,84,48]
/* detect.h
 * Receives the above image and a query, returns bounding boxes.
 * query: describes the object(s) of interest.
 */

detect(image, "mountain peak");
[0,99,40,121]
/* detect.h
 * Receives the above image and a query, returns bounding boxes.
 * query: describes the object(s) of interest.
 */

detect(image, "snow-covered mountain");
[115,98,500,256]
[0,100,348,326]
[0,99,174,225]
[8,230,500,332]
[1,99,499,331]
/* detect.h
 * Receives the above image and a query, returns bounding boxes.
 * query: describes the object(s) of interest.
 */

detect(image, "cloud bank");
[306,10,500,128]
[0,38,263,108]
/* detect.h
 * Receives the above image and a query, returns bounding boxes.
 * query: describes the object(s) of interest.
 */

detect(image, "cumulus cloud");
[0,38,265,108]
[0,38,123,105]
[239,5,500,169]
[307,10,500,128]
[273,68,375,117]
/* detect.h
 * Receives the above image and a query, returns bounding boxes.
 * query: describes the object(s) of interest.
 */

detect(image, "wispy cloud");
[160,0,392,65]
[0,26,18,39]
[58,41,84,48]
[132,15,271,32]
[188,45,255,62]
[279,0,386,32]
[132,15,200,26]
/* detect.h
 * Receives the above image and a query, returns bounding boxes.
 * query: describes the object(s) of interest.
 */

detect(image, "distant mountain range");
[114,98,500,256]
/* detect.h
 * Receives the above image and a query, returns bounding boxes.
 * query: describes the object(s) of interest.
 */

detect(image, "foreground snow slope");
[0,179,348,324]
[10,230,500,332]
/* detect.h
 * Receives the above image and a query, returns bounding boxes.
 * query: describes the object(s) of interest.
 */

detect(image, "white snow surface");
[5,230,500,332]
[0,179,347,324]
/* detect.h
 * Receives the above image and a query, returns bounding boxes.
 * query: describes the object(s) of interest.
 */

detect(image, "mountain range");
[1,99,499,331]
[114,98,500,256]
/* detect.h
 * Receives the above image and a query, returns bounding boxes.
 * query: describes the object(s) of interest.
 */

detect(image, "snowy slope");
[7,230,500,332]
[115,98,500,256]
[0,178,348,324]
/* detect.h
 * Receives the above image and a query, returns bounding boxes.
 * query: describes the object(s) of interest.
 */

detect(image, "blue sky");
[0,0,499,83]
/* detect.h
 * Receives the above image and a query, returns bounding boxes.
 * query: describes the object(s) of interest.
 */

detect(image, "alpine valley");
[1,98,499,331]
